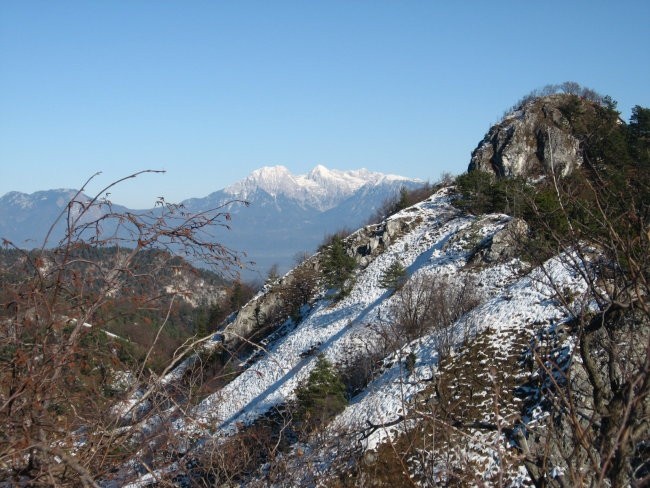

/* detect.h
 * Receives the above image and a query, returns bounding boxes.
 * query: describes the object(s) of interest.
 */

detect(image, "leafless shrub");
[276,265,320,322]
[367,183,436,225]
[340,349,385,398]
[510,163,650,486]
[389,273,481,356]
[0,171,246,484]
[501,81,608,120]
[318,228,354,251]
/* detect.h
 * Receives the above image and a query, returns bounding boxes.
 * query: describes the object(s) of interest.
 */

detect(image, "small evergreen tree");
[265,263,280,285]
[194,306,209,336]
[378,259,407,290]
[395,186,410,212]
[295,355,348,430]
[321,235,356,296]
[629,105,650,166]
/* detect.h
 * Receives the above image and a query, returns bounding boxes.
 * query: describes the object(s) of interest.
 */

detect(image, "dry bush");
[318,228,354,251]
[276,265,320,322]
[367,183,436,225]
[340,349,385,398]
[509,151,650,484]
[388,273,480,354]
[0,171,245,485]
[181,405,297,487]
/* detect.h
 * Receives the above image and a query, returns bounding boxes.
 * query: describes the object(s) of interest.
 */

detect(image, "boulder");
[469,95,582,178]
[469,218,528,265]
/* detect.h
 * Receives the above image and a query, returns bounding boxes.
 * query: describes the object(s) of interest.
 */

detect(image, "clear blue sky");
[1,1,648,208]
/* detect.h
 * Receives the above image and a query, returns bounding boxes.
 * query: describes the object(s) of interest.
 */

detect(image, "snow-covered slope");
[110,187,592,487]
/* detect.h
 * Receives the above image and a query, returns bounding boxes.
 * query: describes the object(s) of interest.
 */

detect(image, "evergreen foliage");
[320,235,356,296]
[405,352,417,375]
[456,96,650,262]
[452,95,650,486]
[295,355,348,430]
[629,105,650,167]
[378,259,407,290]
[395,186,410,212]
[265,263,280,285]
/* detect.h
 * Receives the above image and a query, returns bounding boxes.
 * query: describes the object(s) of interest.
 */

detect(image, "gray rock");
[222,213,422,348]
[469,95,582,178]
[469,218,528,265]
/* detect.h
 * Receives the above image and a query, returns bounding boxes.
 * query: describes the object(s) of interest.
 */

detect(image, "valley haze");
[0,164,423,280]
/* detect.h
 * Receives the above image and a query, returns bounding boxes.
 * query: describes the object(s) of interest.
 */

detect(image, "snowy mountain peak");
[249,165,294,183]
[224,164,420,211]
[306,163,330,177]
[227,165,295,194]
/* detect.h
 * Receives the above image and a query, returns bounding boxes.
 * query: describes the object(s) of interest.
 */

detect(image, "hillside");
[0,245,230,371]
[104,187,590,487]
[1,90,648,487]
[107,92,648,487]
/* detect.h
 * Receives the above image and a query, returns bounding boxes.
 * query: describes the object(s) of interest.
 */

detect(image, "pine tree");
[321,235,356,295]
[295,355,348,429]
[629,105,650,166]
[378,259,407,290]
[265,263,280,286]
[395,186,410,212]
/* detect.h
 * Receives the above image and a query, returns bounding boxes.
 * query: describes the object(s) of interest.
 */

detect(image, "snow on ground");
[171,190,526,440]
[330,251,587,447]
[120,188,594,486]
[171,191,468,433]
[269,251,591,486]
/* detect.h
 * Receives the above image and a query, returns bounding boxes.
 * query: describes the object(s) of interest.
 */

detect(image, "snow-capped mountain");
[183,164,416,212]
[0,166,423,278]
[179,166,422,278]
[180,165,422,278]
[219,165,411,212]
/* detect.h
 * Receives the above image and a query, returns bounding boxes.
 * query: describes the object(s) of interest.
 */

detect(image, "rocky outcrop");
[347,212,422,267]
[468,217,528,266]
[469,94,582,178]
[222,260,318,347]
[222,211,423,347]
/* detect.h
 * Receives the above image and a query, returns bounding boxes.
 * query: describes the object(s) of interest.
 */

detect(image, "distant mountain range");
[0,165,423,279]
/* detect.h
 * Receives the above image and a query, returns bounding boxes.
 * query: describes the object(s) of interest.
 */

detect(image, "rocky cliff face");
[222,208,423,348]
[468,94,583,178]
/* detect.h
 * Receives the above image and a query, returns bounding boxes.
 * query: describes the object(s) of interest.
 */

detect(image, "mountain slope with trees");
[1,85,647,487]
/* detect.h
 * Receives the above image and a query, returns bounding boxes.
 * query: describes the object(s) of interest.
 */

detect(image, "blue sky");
[1,1,648,208]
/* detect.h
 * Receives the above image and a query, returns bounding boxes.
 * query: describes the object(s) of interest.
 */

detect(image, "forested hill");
[0,245,227,298]
[0,245,231,370]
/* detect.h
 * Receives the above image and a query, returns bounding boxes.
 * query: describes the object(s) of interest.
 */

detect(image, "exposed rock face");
[222,211,422,348]
[222,260,318,346]
[469,95,582,178]
[468,217,529,266]
[347,212,422,267]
